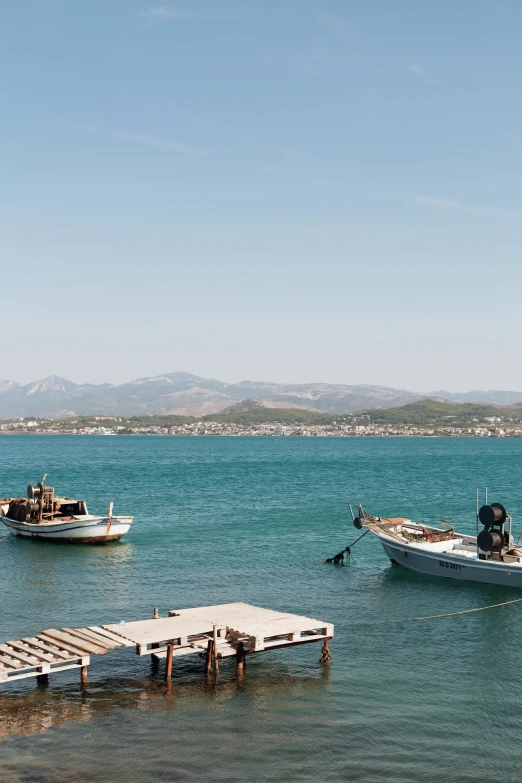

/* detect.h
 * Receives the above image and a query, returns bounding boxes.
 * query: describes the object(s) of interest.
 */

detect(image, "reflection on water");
[3,532,135,564]
[0,659,330,739]
[1,660,336,783]
[2,540,132,591]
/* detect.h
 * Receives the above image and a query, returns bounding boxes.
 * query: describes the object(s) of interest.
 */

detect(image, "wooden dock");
[0,603,334,687]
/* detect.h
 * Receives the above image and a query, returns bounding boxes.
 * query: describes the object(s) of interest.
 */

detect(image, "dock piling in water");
[205,639,212,675]
[236,641,246,673]
[212,624,219,674]
[165,643,174,681]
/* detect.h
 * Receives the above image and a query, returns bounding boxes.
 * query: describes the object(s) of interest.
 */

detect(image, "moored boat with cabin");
[0,476,133,543]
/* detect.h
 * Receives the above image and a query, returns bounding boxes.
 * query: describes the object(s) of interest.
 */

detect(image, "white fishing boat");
[353,499,522,587]
[0,476,133,544]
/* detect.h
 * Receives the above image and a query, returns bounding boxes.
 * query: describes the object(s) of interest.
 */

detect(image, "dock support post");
[205,639,213,675]
[165,643,174,681]
[81,665,89,684]
[236,641,246,674]
[213,625,219,674]
[36,673,49,686]
[152,607,159,620]
[320,639,332,664]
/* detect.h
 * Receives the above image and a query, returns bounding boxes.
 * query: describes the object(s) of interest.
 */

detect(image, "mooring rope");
[325,529,369,564]
[338,596,522,627]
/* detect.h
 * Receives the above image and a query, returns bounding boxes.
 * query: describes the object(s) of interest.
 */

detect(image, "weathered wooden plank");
[56,629,108,655]
[0,654,23,669]
[39,630,100,656]
[88,627,131,646]
[61,628,114,650]
[5,641,56,663]
[72,628,121,648]
[21,637,73,660]
[0,644,42,667]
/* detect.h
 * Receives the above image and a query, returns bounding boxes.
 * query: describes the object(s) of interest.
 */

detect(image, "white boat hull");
[0,515,133,544]
[377,532,522,588]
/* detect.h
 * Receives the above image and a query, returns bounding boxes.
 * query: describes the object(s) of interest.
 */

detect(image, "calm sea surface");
[1,435,522,782]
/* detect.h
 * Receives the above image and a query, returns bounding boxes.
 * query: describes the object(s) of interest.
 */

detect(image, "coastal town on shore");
[1,415,520,438]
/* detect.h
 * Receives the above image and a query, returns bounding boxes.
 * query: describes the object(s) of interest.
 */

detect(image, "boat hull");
[0,515,133,544]
[377,534,522,588]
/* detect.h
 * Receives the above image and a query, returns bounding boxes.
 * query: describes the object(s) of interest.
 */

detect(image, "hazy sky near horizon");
[2,1,522,391]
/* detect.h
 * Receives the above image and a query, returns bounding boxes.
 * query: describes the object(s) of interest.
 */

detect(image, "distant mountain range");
[2,372,522,419]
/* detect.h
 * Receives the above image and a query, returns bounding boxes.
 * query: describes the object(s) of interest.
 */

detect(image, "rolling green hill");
[357,399,510,426]
[202,407,341,425]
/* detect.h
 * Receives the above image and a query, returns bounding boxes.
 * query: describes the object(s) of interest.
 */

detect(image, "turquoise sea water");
[1,435,522,782]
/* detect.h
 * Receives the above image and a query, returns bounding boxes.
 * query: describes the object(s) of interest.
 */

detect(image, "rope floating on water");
[340,596,522,626]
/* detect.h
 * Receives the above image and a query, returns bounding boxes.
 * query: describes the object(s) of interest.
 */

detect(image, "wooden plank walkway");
[0,603,333,687]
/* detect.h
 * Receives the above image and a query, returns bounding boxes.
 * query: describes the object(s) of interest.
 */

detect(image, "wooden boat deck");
[0,603,333,687]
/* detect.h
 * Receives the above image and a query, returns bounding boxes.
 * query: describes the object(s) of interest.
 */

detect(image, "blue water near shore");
[1,435,522,782]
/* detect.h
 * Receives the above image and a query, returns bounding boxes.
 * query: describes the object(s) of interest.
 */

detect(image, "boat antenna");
[41,473,47,485]
[475,488,479,536]
[485,487,488,506]
[348,503,355,522]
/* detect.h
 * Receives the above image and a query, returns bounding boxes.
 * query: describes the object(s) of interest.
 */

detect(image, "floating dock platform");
[0,603,334,687]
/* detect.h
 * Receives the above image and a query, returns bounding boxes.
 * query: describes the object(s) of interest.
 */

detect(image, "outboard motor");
[477,503,510,559]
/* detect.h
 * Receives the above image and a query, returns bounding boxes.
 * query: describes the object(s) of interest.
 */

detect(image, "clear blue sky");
[2,1,522,390]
